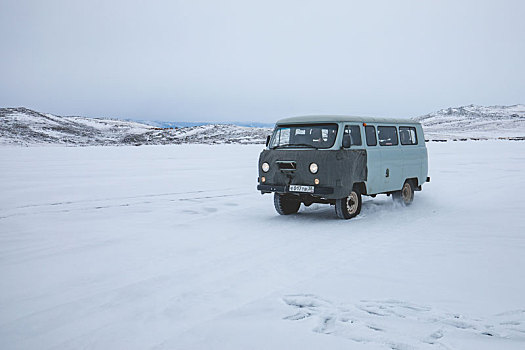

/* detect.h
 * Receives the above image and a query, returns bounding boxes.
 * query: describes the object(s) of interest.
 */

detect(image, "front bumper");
[257,184,334,195]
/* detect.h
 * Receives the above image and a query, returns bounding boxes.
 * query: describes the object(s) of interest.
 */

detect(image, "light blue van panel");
[417,125,429,185]
[364,123,427,194]
[400,125,423,185]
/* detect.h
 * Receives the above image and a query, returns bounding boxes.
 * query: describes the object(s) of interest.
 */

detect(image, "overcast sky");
[1,0,524,122]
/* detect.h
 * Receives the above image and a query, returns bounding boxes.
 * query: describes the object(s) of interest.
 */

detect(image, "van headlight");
[309,163,318,174]
[262,162,270,172]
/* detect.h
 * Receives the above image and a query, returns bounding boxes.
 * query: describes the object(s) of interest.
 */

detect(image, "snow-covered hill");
[0,108,271,146]
[0,107,153,146]
[2,105,525,146]
[125,123,271,145]
[415,104,525,141]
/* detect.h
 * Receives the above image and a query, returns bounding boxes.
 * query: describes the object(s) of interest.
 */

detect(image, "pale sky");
[1,0,524,122]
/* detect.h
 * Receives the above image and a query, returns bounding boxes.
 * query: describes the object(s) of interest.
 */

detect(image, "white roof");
[276,115,420,125]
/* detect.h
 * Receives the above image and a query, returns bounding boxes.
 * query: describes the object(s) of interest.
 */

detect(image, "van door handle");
[385,168,390,177]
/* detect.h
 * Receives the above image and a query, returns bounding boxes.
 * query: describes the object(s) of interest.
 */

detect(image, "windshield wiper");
[273,143,318,149]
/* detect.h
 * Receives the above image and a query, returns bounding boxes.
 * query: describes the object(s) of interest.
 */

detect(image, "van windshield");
[270,124,338,149]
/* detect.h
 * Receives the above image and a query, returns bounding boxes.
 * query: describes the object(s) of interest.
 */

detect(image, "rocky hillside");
[415,104,525,141]
[0,108,271,146]
[2,105,524,146]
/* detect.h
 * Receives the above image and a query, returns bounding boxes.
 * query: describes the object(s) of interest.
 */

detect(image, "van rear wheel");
[274,193,301,215]
[393,181,414,205]
[335,189,362,219]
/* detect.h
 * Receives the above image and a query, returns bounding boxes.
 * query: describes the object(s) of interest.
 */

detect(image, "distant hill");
[0,108,272,146]
[131,120,274,129]
[1,105,524,146]
[415,104,525,141]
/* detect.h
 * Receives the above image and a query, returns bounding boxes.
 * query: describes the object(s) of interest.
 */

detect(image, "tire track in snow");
[1,202,410,349]
[0,189,251,219]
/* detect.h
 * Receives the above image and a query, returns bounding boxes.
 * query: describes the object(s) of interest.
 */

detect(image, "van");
[257,115,430,219]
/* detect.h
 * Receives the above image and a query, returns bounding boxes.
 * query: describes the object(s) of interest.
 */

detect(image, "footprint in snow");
[282,294,525,349]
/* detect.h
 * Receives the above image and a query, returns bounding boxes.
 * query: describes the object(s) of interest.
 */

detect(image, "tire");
[335,188,362,219]
[274,193,301,215]
[393,180,414,205]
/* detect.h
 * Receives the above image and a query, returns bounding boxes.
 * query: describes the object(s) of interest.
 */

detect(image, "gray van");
[257,115,430,219]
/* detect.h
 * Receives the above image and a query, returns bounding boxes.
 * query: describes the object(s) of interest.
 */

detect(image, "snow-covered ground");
[1,142,524,349]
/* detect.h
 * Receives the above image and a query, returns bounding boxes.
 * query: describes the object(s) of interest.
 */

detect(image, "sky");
[1,0,524,123]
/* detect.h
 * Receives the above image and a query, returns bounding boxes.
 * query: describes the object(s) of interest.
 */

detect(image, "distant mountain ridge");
[131,120,274,129]
[415,104,525,141]
[0,107,271,146]
[1,105,524,146]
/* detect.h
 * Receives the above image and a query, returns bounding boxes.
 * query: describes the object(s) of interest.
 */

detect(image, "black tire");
[393,180,414,205]
[274,193,301,215]
[335,188,362,219]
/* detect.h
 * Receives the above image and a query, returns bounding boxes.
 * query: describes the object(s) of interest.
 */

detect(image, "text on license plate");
[289,185,314,193]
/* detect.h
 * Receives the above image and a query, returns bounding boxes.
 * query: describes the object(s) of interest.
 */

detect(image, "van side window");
[343,125,362,147]
[399,126,418,145]
[365,126,377,146]
[378,126,398,146]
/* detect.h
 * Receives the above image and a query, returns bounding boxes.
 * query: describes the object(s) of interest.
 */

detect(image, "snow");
[415,104,525,141]
[0,141,524,349]
[66,116,152,133]
[0,108,271,146]
[3,105,525,146]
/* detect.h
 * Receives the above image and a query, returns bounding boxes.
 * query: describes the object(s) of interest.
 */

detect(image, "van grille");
[276,161,296,172]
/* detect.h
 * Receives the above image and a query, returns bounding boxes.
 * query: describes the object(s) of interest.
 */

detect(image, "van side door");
[377,125,404,192]
[363,124,382,194]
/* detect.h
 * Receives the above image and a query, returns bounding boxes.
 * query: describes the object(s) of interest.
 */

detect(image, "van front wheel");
[335,189,362,219]
[274,193,301,215]
[393,181,414,205]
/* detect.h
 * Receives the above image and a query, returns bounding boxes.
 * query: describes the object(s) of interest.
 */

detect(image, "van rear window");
[399,126,418,145]
[378,126,398,146]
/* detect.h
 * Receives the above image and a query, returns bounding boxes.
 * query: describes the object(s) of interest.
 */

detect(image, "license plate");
[289,185,314,193]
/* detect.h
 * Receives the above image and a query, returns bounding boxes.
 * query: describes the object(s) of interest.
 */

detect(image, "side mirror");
[342,134,351,148]
[266,135,271,147]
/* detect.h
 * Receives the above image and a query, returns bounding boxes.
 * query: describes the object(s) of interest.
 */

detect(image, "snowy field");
[1,141,525,350]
